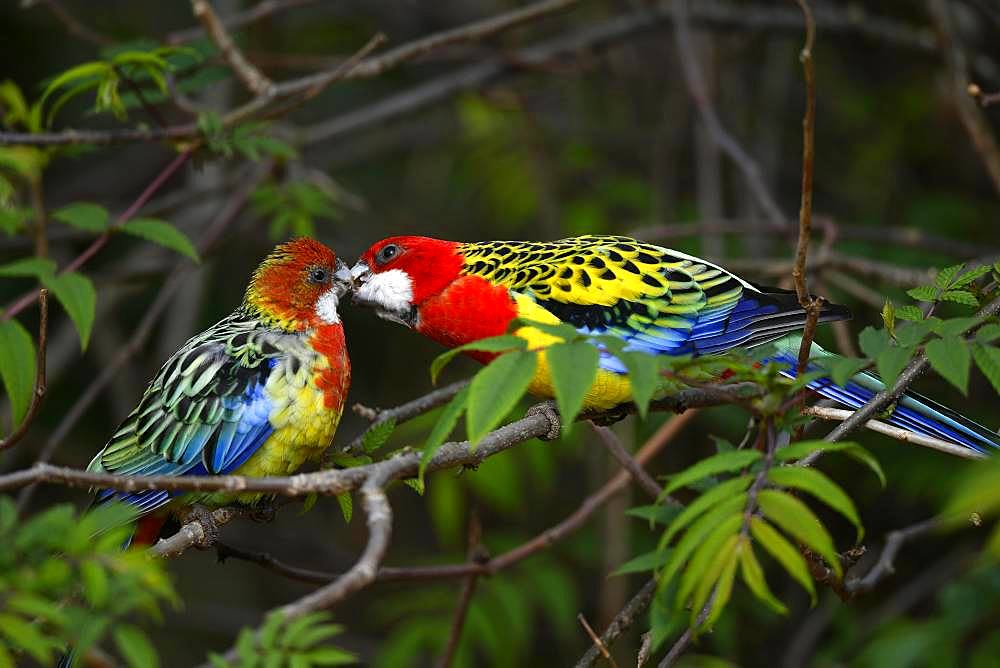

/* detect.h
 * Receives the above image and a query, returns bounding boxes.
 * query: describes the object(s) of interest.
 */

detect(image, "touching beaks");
[332,258,354,297]
[350,261,371,284]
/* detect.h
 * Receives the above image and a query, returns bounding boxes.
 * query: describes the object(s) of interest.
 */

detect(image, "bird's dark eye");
[376,244,400,266]
[308,267,329,284]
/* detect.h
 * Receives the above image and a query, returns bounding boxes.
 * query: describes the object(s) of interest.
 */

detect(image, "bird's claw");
[178,504,221,549]
[526,401,561,441]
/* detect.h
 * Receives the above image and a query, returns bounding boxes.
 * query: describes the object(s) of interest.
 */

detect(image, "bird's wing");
[459,235,849,366]
[90,314,312,514]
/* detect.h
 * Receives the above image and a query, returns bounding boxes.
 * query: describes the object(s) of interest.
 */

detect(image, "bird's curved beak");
[332,258,354,297]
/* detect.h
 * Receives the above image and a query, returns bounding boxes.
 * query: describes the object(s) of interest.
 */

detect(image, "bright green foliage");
[466,350,537,445]
[41,46,198,123]
[0,256,96,349]
[120,218,200,262]
[0,319,36,427]
[208,612,356,667]
[52,202,109,233]
[199,113,297,164]
[0,498,176,667]
[360,418,397,454]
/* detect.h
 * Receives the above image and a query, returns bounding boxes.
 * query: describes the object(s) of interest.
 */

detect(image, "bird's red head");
[244,237,352,331]
[351,236,464,326]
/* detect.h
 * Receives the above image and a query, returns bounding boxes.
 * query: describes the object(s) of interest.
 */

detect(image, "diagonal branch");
[192,0,275,96]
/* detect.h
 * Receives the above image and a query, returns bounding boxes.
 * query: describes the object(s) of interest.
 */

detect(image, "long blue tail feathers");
[774,354,999,454]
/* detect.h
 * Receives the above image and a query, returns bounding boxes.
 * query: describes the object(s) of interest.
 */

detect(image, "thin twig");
[791,0,822,374]
[168,0,318,44]
[437,514,488,668]
[844,516,943,595]
[575,578,656,668]
[344,380,469,453]
[589,423,663,498]
[192,0,275,95]
[801,406,987,460]
[1,149,194,322]
[0,290,48,452]
[578,613,619,668]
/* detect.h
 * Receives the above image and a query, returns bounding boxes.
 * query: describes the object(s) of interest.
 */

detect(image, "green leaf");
[52,202,109,232]
[975,324,1000,344]
[120,218,199,261]
[776,440,885,486]
[307,646,357,665]
[953,264,991,287]
[676,516,742,610]
[820,356,869,388]
[0,613,55,663]
[971,344,1000,395]
[114,625,159,668]
[738,545,788,615]
[895,305,924,321]
[757,489,841,578]
[662,476,753,545]
[545,340,598,428]
[694,535,741,629]
[419,386,469,483]
[925,336,971,395]
[663,450,761,495]
[895,320,935,347]
[0,256,56,278]
[932,316,983,338]
[80,560,109,607]
[611,550,672,576]
[43,271,96,349]
[361,418,396,453]
[767,466,863,541]
[658,495,746,587]
[336,493,352,523]
[620,351,659,418]
[0,641,13,668]
[934,263,965,289]
[429,334,526,383]
[906,285,937,302]
[0,319,36,427]
[625,504,683,526]
[939,290,979,307]
[876,346,913,389]
[465,350,537,445]
[858,326,889,359]
[749,517,816,603]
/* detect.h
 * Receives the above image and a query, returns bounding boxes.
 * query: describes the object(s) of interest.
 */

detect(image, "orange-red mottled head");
[244,237,352,331]
[351,236,464,326]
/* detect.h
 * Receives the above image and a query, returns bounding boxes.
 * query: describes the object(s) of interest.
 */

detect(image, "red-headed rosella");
[88,237,353,544]
[350,235,998,454]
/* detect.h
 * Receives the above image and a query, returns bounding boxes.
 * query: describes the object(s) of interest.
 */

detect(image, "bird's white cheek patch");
[356,269,414,313]
[315,288,341,324]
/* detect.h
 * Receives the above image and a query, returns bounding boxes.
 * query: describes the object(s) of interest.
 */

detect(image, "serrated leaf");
[858,326,890,359]
[120,218,199,261]
[738,545,787,614]
[113,625,159,668]
[776,440,884,485]
[662,476,753,545]
[336,493,352,523]
[299,493,318,515]
[545,340,598,429]
[939,290,979,306]
[876,346,913,389]
[361,418,396,453]
[934,263,965,289]
[932,316,983,338]
[907,285,938,302]
[749,517,816,602]
[971,344,1000,395]
[658,495,746,586]
[52,202,109,232]
[429,334,525,383]
[895,305,923,321]
[767,466,863,541]
[820,356,869,388]
[611,550,672,576]
[757,489,841,578]
[43,271,96,349]
[0,256,56,278]
[0,319,36,427]
[419,386,469,483]
[401,478,424,495]
[663,450,761,495]
[926,336,970,395]
[466,350,537,446]
[895,320,935,347]
[954,264,991,287]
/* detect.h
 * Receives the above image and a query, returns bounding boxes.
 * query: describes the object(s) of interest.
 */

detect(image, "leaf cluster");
[0,498,176,668]
[209,611,355,668]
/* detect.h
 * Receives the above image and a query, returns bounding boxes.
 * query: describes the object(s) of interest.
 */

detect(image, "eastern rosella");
[350,235,998,454]
[88,237,353,544]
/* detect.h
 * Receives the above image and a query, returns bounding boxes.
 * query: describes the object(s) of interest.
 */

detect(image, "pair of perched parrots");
[86,235,999,545]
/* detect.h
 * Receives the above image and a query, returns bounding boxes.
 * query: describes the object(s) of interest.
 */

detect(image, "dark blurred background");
[1,1,999,665]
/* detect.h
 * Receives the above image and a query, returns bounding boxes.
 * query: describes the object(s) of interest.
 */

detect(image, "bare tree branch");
[192,0,275,96]
[575,578,656,668]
